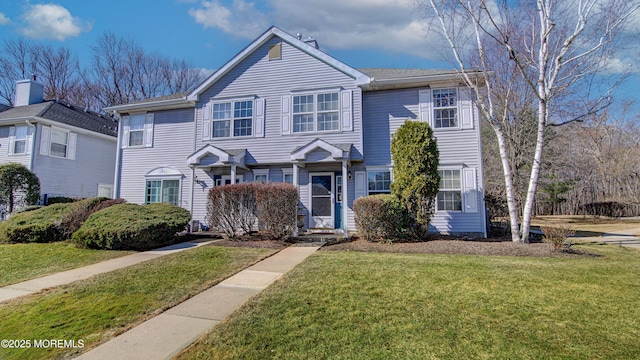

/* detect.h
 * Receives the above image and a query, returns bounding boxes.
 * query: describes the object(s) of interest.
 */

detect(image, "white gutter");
[112,111,122,199]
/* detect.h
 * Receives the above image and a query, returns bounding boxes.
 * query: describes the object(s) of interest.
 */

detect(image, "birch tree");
[421,0,639,242]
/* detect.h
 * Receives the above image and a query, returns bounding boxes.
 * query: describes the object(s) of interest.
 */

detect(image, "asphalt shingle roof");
[358,68,458,80]
[0,100,117,137]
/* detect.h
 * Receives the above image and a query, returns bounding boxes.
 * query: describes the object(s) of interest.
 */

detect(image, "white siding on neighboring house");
[0,125,33,169]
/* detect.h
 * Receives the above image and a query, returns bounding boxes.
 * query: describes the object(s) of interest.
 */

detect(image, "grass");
[0,241,133,287]
[178,244,640,359]
[0,244,276,360]
[531,215,640,236]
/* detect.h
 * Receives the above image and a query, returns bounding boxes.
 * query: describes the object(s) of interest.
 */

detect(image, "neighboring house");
[0,78,118,204]
[106,26,487,237]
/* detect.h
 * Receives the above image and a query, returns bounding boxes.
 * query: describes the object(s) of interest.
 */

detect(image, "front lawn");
[0,242,132,287]
[178,244,640,359]
[532,215,640,236]
[0,245,276,360]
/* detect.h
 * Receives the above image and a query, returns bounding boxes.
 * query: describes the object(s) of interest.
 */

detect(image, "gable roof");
[359,68,483,91]
[187,26,371,101]
[0,100,117,137]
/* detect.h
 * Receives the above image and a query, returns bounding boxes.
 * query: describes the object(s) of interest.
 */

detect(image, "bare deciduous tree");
[421,0,640,242]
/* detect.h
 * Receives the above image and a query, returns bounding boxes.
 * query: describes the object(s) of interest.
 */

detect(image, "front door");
[310,173,334,228]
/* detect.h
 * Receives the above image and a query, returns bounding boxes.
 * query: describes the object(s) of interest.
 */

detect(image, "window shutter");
[202,103,211,141]
[281,95,290,135]
[254,98,265,137]
[463,168,478,213]
[144,113,154,147]
[39,126,51,156]
[67,132,77,160]
[26,127,33,155]
[354,171,366,199]
[341,90,352,131]
[419,89,432,126]
[121,116,129,149]
[459,87,473,129]
[8,126,15,155]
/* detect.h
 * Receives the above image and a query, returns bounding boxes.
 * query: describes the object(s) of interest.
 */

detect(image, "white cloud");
[0,12,10,25]
[19,4,92,41]
[188,0,447,60]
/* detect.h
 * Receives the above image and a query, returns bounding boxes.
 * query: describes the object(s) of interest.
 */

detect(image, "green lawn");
[0,242,133,287]
[0,245,275,360]
[178,244,640,359]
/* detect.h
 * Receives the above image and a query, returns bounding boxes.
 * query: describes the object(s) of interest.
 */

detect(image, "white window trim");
[216,174,245,186]
[127,113,147,147]
[281,168,293,183]
[97,183,114,198]
[432,88,461,130]
[49,126,70,159]
[291,89,342,134]
[436,166,463,212]
[11,125,29,155]
[144,176,182,206]
[253,169,269,183]
[210,97,256,139]
[365,166,393,196]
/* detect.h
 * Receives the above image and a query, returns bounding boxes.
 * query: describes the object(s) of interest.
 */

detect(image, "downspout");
[189,166,195,232]
[25,120,36,171]
[112,111,122,199]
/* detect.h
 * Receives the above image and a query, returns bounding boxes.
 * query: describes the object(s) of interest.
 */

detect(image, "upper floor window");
[212,100,253,138]
[128,114,145,146]
[437,169,462,211]
[13,125,29,154]
[293,92,340,133]
[433,88,457,128]
[50,128,69,157]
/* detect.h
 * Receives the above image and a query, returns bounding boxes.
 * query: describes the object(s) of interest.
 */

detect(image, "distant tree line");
[0,33,206,112]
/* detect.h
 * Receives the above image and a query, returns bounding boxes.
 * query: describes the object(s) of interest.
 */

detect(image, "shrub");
[255,183,298,239]
[207,183,257,238]
[390,120,439,237]
[0,203,71,243]
[73,203,191,251]
[57,197,126,238]
[12,205,43,214]
[541,225,575,252]
[354,194,409,242]
[0,163,40,213]
[46,196,78,205]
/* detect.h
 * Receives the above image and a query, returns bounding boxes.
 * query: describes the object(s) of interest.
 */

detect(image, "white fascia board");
[363,71,484,91]
[188,27,372,101]
[104,98,194,113]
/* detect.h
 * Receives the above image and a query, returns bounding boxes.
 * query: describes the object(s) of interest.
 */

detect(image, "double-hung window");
[292,92,340,133]
[128,114,145,146]
[433,88,458,128]
[253,169,269,183]
[50,128,69,157]
[367,170,391,195]
[282,169,293,184]
[13,126,28,154]
[437,169,462,211]
[146,179,180,205]
[212,100,253,138]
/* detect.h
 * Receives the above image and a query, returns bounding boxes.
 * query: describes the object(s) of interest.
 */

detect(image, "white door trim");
[308,172,334,229]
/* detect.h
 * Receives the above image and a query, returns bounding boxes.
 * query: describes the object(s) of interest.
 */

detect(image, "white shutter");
[459,87,473,129]
[67,132,77,160]
[202,103,211,141]
[8,126,15,155]
[39,126,51,155]
[144,113,154,147]
[354,171,366,199]
[463,168,478,213]
[26,126,33,155]
[254,98,265,137]
[281,95,290,135]
[419,89,432,126]
[341,90,352,131]
[121,116,130,149]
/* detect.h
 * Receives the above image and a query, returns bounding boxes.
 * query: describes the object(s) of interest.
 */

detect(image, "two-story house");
[0,78,118,206]
[106,26,487,237]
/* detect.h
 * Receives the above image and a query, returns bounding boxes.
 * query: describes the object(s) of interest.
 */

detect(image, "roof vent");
[303,36,319,49]
[296,33,302,40]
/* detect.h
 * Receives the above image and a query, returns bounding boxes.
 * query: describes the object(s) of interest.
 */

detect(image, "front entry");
[309,173,334,229]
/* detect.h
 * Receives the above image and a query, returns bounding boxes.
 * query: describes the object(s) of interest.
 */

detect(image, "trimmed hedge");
[0,197,125,243]
[353,194,409,242]
[73,203,191,251]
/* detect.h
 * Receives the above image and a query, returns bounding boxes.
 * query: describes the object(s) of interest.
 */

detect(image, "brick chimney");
[15,75,43,106]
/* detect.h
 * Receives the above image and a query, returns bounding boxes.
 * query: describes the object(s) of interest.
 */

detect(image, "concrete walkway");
[76,244,320,360]
[0,239,217,303]
[572,227,640,250]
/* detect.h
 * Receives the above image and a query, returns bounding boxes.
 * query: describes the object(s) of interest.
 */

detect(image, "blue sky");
[0,0,637,109]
